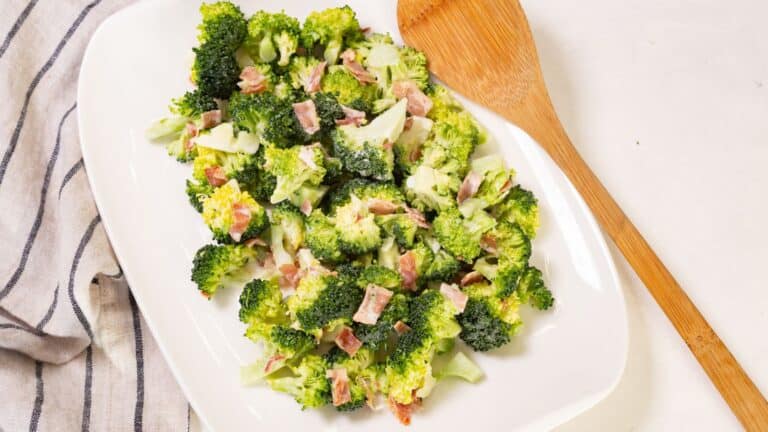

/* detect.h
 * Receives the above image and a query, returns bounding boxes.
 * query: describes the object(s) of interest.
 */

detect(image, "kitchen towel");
[0,1,195,430]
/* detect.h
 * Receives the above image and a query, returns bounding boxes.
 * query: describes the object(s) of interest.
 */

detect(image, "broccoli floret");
[287,274,364,332]
[287,56,322,90]
[192,40,241,99]
[516,266,553,310]
[409,289,462,339]
[191,243,256,298]
[473,222,532,296]
[270,202,305,254]
[401,241,435,289]
[197,1,247,52]
[247,145,277,201]
[378,236,400,270]
[356,265,402,291]
[185,179,214,212]
[491,185,540,239]
[301,6,363,64]
[332,98,407,181]
[458,156,516,216]
[320,68,377,112]
[327,179,405,214]
[192,147,260,187]
[384,326,435,404]
[353,293,409,350]
[312,92,345,133]
[263,144,327,204]
[403,164,460,212]
[267,354,331,409]
[420,121,478,178]
[162,122,198,162]
[170,89,218,118]
[229,92,304,148]
[391,46,429,90]
[324,347,375,411]
[201,180,269,243]
[304,210,345,264]
[394,116,433,176]
[238,278,288,339]
[432,207,496,262]
[457,282,522,352]
[376,214,418,249]
[245,11,300,66]
[425,249,460,282]
[334,195,382,255]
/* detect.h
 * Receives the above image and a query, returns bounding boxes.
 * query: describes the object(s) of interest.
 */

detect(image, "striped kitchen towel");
[0,1,198,431]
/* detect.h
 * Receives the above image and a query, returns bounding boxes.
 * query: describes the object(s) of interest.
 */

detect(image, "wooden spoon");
[397,0,768,429]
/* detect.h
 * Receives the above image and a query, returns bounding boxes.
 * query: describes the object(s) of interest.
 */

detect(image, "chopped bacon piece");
[335,327,363,357]
[278,263,301,291]
[367,198,399,215]
[298,145,319,170]
[335,105,367,126]
[440,283,468,313]
[393,320,411,335]
[304,60,326,93]
[299,199,313,216]
[263,354,286,375]
[200,110,222,129]
[457,171,483,204]
[392,80,433,116]
[388,397,418,426]
[204,166,227,187]
[353,285,394,325]
[382,139,394,150]
[460,271,485,287]
[341,49,376,84]
[398,251,418,291]
[480,234,498,254]
[500,178,513,194]
[326,368,352,407]
[360,26,371,33]
[404,207,430,228]
[292,100,321,135]
[403,116,414,131]
[229,202,252,242]
[238,66,268,94]
[244,237,268,248]
[183,123,198,151]
[408,147,422,162]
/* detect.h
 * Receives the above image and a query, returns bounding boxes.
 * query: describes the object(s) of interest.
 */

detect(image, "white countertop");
[522,0,768,430]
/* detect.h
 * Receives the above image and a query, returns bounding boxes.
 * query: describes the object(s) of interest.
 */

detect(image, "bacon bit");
[183,123,198,151]
[408,148,422,162]
[457,171,483,204]
[326,368,352,407]
[304,60,326,93]
[353,285,394,325]
[404,116,414,131]
[292,100,321,135]
[460,271,485,287]
[388,397,418,426]
[298,145,319,170]
[367,198,399,215]
[440,283,468,313]
[200,110,222,129]
[244,237,268,248]
[392,80,433,116]
[398,251,418,291]
[299,199,313,216]
[404,207,430,229]
[204,166,227,187]
[341,48,376,84]
[335,327,363,357]
[335,105,367,126]
[229,202,252,242]
[360,26,371,33]
[500,178,513,194]
[480,234,498,254]
[382,139,394,151]
[393,320,411,335]
[200,291,211,299]
[278,263,301,291]
[264,354,286,374]
[238,66,268,94]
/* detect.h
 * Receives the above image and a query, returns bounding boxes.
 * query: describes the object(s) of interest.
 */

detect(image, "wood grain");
[397,0,768,429]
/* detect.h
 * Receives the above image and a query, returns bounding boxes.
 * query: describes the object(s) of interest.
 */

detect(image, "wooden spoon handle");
[508,93,768,430]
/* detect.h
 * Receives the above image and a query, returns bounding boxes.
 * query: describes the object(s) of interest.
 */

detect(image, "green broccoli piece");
[287,56,322,90]
[420,120,479,178]
[424,248,460,282]
[267,354,331,409]
[270,202,305,254]
[327,179,405,214]
[170,89,218,118]
[192,40,241,99]
[491,185,540,239]
[246,145,277,202]
[334,195,382,255]
[391,46,429,90]
[393,115,433,176]
[384,326,435,404]
[432,207,496,262]
[304,210,345,264]
[201,180,269,243]
[301,6,363,64]
[324,347,375,411]
[356,265,402,291]
[332,96,407,181]
[458,156,516,216]
[408,289,462,340]
[263,144,327,204]
[191,243,256,298]
[376,214,419,249]
[145,116,188,142]
[516,266,553,310]
[245,11,300,66]
[320,68,377,112]
[457,282,522,352]
[287,273,364,332]
[473,222,532,297]
[312,92,345,134]
[238,278,289,339]
[185,179,214,213]
[353,293,409,350]
[403,164,460,212]
[377,236,400,270]
[402,241,435,289]
[191,147,260,187]
[228,92,304,148]
[197,1,247,52]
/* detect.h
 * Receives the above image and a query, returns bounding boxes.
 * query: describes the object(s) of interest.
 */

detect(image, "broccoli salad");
[147,2,553,425]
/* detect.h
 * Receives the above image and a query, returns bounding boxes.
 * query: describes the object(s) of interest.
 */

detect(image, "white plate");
[78,1,628,430]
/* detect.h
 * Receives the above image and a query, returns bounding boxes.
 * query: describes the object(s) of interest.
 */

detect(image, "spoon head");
[397,0,544,117]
